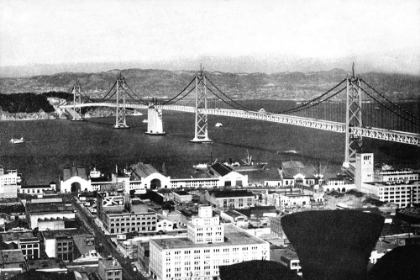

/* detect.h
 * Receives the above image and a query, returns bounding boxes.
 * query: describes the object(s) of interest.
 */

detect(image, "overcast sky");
[1,0,419,74]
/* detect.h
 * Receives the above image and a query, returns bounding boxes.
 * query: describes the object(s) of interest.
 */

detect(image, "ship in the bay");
[223,150,267,172]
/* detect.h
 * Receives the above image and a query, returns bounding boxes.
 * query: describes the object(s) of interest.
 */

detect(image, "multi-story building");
[205,190,255,209]
[0,232,41,259]
[98,258,122,280]
[149,205,270,280]
[0,249,27,279]
[97,193,157,234]
[0,167,21,199]
[25,200,75,230]
[279,194,311,208]
[43,231,75,262]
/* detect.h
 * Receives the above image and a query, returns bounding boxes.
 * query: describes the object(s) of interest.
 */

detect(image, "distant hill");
[0,68,419,101]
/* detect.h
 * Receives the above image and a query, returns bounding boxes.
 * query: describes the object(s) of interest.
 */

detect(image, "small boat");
[132,111,143,116]
[278,150,300,154]
[142,119,148,123]
[10,137,24,144]
[215,123,223,127]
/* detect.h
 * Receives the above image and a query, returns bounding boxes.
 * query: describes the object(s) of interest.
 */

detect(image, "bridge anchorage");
[146,98,166,136]
[190,66,212,143]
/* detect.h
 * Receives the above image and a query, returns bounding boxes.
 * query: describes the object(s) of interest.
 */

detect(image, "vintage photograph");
[0,0,419,279]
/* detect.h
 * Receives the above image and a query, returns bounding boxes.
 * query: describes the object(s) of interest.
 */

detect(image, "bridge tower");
[191,66,212,143]
[114,73,129,129]
[343,64,363,170]
[146,98,166,135]
[71,81,83,121]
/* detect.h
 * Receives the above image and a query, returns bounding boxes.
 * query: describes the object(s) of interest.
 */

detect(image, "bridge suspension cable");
[283,86,347,115]
[353,82,420,128]
[277,78,347,114]
[206,76,253,111]
[360,79,420,121]
[162,77,197,105]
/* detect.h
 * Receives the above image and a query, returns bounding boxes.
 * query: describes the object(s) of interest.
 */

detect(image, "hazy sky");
[1,0,419,74]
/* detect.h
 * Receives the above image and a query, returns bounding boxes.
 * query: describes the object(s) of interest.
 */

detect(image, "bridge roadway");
[60,102,420,146]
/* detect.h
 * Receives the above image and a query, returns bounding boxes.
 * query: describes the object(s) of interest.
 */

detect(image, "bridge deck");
[60,103,420,146]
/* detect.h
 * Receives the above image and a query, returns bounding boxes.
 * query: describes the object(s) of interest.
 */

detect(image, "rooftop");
[223,209,247,218]
[209,190,254,198]
[99,258,122,270]
[63,167,87,181]
[210,162,233,177]
[42,228,90,239]
[174,190,190,196]
[26,202,73,214]
[26,258,67,270]
[131,162,160,179]
[151,224,265,250]
[0,249,25,264]
[0,231,37,243]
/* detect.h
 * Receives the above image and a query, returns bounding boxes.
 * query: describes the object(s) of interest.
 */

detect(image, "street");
[72,196,148,280]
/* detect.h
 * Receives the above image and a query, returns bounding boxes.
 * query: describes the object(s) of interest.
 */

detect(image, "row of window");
[110,216,156,222]
[165,246,260,256]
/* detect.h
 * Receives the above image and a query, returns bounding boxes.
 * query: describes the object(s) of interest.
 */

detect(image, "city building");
[149,205,270,280]
[270,247,302,276]
[0,249,27,279]
[130,162,171,190]
[278,194,311,209]
[173,191,193,204]
[42,231,75,262]
[60,166,91,193]
[97,193,157,234]
[19,183,57,196]
[0,167,22,199]
[0,232,41,259]
[98,258,122,280]
[25,201,75,230]
[205,190,255,209]
[220,210,249,228]
[26,258,68,273]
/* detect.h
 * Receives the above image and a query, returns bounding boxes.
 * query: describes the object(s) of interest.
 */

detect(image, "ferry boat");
[10,137,24,144]
[193,163,208,171]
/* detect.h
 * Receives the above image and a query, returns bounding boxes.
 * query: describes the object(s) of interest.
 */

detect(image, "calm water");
[1,100,419,185]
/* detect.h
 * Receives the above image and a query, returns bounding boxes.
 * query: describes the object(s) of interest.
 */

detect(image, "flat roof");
[0,232,37,242]
[0,249,25,264]
[26,258,67,270]
[209,190,254,198]
[151,224,265,250]
[99,258,122,270]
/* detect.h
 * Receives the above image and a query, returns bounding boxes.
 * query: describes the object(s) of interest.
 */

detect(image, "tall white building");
[355,153,374,190]
[149,205,270,280]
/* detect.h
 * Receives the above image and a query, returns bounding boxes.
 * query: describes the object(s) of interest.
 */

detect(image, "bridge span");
[59,102,420,146]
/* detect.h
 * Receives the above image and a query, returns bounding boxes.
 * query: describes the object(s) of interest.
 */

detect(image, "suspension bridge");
[60,65,420,174]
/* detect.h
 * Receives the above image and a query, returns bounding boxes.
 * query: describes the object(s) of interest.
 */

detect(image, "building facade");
[149,206,270,280]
